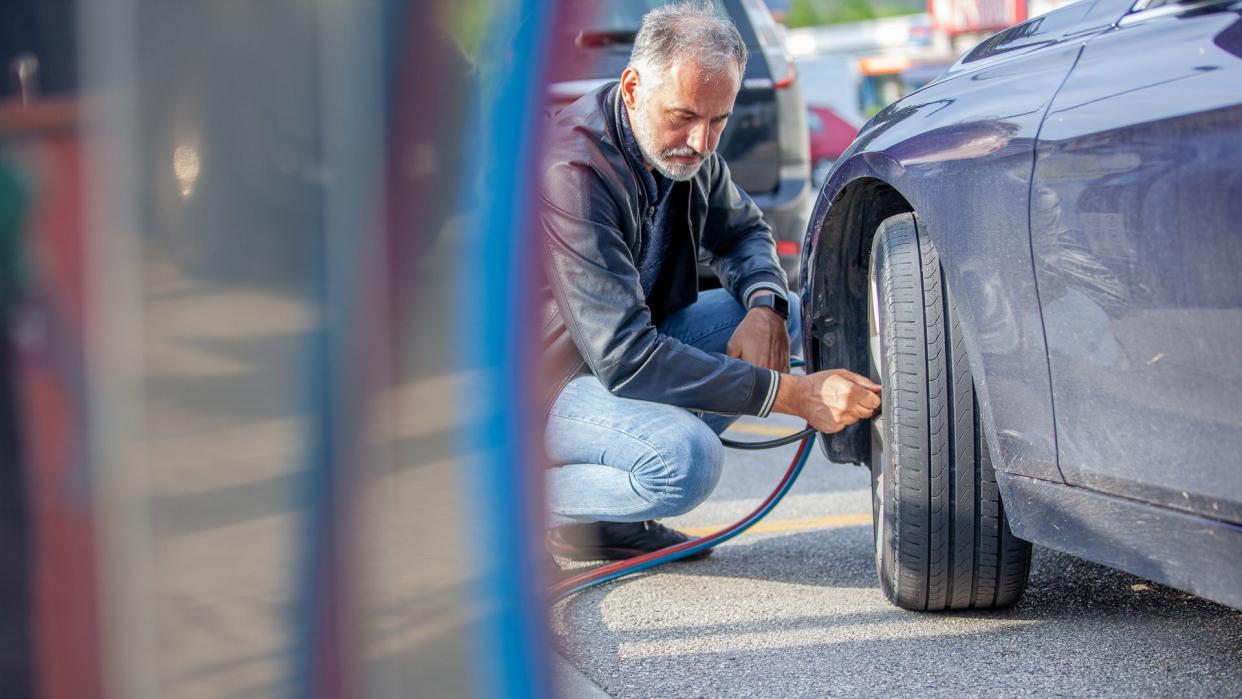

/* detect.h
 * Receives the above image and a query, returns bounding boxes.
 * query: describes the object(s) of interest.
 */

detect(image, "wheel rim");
[867,248,886,570]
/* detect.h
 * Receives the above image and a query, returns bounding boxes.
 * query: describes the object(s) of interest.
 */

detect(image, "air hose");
[550,359,817,601]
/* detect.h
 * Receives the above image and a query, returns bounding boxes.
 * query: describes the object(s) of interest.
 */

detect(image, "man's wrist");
[745,289,775,317]
[747,304,784,323]
[742,281,787,307]
[746,289,790,320]
[771,373,802,416]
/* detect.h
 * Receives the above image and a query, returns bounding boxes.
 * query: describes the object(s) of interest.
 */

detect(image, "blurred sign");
[858,54,912,76]
[928,0,1028,35]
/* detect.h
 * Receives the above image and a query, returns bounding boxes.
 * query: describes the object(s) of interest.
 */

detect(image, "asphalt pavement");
[552,414,1242,698]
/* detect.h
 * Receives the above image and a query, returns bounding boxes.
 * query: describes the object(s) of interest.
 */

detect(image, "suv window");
[739,0,784,48]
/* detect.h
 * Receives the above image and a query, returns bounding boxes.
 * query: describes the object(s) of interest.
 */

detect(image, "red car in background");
[807,104,858,187]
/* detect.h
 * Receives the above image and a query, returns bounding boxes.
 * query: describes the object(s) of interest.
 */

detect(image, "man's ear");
[619,66,640,110]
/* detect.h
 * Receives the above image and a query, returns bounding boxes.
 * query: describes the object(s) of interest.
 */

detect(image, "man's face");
[621,60,740,181]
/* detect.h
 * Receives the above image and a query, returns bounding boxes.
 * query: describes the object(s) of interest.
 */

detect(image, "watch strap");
[747,292,789,319]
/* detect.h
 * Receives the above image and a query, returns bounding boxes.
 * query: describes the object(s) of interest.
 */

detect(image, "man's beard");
[630,102,707,182]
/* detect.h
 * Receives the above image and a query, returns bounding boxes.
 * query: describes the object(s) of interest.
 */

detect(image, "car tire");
[867,212,1031,611]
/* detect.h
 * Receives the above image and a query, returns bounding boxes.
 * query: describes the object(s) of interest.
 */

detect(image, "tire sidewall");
[868,221,901,605]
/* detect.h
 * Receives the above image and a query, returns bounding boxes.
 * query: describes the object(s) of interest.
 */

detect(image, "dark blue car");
[799,0,1242,611]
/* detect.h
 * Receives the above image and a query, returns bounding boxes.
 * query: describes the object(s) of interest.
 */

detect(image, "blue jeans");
[545,289,802,526]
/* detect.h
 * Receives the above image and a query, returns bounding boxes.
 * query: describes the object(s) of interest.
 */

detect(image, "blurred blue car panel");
[800,0,1242,611]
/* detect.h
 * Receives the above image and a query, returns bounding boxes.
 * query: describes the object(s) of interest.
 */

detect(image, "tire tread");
[868,212,1031,611]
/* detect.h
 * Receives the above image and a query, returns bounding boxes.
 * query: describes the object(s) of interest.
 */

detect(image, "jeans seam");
[546,411,679,510]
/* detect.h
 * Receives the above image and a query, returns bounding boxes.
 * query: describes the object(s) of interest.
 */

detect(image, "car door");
[1030,0,1242,521]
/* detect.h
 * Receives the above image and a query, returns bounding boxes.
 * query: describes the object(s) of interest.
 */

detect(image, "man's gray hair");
[629,1,748,87]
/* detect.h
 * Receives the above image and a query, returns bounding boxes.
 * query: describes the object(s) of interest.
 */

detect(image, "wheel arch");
[803,172,1056,505]
[801,176,912,465]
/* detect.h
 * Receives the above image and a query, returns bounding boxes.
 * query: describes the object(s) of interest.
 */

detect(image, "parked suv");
[549,0,812,287]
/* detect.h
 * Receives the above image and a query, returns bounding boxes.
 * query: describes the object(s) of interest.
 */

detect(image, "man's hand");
[773,369,881,434]
[727,293,790,373]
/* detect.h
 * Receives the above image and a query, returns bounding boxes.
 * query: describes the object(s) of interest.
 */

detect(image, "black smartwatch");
[747,292,789,320]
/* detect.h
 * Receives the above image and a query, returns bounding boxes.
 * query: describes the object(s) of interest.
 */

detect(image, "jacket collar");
[605,82,650,196]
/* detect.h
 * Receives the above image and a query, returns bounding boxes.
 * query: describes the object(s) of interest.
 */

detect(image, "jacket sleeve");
[540,159,779,417]
[698,155,788,305]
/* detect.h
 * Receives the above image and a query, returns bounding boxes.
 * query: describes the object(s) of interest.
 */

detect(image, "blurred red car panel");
[806,104,858,187]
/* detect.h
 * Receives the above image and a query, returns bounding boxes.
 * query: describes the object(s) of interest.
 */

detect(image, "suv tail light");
[768,48,797,90]
[742,0,797,89]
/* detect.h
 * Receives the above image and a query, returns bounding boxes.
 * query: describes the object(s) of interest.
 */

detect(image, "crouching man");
[539,1,879,561]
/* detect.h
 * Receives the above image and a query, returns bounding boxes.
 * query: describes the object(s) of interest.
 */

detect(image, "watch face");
[772,294,789,317]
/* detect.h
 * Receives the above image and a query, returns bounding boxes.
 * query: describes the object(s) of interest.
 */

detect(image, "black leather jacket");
[539,82,787,416]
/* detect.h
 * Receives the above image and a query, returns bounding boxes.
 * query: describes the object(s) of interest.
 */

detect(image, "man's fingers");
[836,412,862,428]
[839,400,875,421]
[852,404,878,419]
[763,357,785,372]
[775,339,791,373]
[858,389,881,411]
[846,372,882,393]
[831,386,880,422]
[828,368,881,392]
[850,384,881,418]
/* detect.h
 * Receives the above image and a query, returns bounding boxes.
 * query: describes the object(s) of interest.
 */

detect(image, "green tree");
[787,0,924,28]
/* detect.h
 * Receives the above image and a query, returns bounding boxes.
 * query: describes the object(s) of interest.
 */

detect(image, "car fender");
[798,0,1122,479]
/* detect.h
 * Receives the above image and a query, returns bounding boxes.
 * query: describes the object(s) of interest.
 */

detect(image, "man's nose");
[688,122,710,154]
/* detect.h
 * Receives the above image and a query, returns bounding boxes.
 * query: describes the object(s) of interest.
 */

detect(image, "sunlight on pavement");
[615,613,1040,659]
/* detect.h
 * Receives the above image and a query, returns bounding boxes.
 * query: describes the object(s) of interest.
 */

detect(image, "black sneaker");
[547,520,713,562]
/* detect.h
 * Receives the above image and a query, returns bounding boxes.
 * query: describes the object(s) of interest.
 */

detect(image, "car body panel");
[997,471,1242,610]
[802,0,1124,481]
[1031,6,1242,522]
[802,0,1242,607]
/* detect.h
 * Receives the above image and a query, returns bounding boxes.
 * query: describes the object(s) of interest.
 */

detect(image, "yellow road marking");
[724,422,806,437]
[680,511,871,538]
